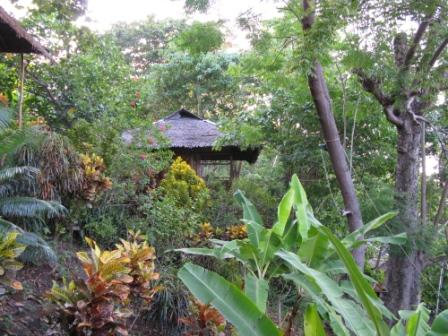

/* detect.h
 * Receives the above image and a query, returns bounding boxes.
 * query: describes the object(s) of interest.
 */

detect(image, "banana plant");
[178,175,448,335]
[178,176,412,335]
[391,304,448,336]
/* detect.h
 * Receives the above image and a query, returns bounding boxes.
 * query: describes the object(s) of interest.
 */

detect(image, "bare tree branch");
[353,69,392,106]
[26,70,71,110]
[384,106,404,127]
[428,37,448,69]
[403,14,433,70]
[26,71,61,108]
[353,68,403,127]
[435,182,448,226]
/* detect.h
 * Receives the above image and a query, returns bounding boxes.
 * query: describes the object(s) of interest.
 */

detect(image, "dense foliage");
[0,0,447,335]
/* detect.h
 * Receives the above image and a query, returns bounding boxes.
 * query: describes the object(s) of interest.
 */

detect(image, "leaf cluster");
[47,233,159,336]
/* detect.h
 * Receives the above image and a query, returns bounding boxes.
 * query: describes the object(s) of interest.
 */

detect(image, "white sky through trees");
[4,0,280,50]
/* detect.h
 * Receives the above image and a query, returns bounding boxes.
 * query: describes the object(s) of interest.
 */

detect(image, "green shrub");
[142,195,203,253]
[84,216,118,247]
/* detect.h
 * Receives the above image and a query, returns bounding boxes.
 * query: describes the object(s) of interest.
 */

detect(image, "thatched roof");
[122,109,260,163]
[0,6,51,58]
[153,109,260,163]
[154,109,221,148]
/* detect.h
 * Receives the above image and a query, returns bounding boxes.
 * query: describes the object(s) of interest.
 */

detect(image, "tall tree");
[108,18,186,73]
[351,0,448,314]
[299,0,365,267]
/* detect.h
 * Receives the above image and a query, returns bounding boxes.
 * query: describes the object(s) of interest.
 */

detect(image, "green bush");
[142,195,203,253]
[84,216,118,247]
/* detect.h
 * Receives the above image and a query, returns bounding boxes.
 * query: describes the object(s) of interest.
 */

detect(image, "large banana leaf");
[284,272,350,335]
[174,247,232,258]
[277,250,376,335]
[290,174,311,239]
[428,309,448,335]
[354,211,398,236]
[245,273,269,313]
[392,307,448,336]
[298,228,329,267]
[234,190,264,246]
[178,263,281,336]
[258,229,282,271]
[318,226,390,336]
[343,211,398,246]
[398,304,430,336]
[272,188,294,236]
[304,303,326,336]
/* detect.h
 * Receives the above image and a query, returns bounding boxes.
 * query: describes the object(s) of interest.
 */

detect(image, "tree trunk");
[301,0,365,268]
[383,110,424,314]
[307,62,365,268]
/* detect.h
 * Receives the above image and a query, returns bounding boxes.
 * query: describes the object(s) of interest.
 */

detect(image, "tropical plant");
[79,152,112,202]
[115,230,159,299]
[145,271,190,336]
[177,174,447,335]
[0,230,25,291]
[0,108,64,264]
[48,233,160,335]
[160,157,209,210]
[48,237,132,335]
[15,131,85,203]
[179,299,226,336]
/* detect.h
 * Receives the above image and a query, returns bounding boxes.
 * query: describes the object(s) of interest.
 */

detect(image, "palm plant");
[0,108,65,264]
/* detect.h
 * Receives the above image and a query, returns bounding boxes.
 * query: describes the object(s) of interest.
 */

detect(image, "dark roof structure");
[154,109,260,164]
[154,109,221,148]
[0,6,51,58]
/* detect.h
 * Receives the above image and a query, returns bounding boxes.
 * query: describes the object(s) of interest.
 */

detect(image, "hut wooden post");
[0,5,52,129]
[230,155,235,182]
[17,53,25,128]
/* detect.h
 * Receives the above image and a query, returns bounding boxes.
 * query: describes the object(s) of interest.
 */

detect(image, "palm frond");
[0,217,57,265]
[0,182,18,198]
[0,107,11,130]
[0,127,45,157]
[0,197,66,218]
[16,231,58,265]
[0,166,40,183]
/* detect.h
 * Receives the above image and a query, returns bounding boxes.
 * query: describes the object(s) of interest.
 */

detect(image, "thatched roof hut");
[155,109,260,180]
[124,109,260,180]
[0,6,50,58]
[154,108,260,163]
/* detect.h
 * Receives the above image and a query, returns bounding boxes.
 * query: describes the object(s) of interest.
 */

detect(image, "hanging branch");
[428,37,448,69]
